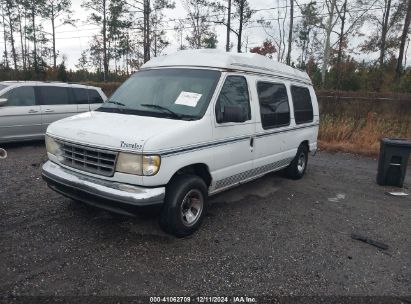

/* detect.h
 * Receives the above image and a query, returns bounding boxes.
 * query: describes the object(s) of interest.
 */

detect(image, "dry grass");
[318,112,411,156]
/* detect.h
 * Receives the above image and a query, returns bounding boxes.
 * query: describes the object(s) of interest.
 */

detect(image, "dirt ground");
[1,142,410,297]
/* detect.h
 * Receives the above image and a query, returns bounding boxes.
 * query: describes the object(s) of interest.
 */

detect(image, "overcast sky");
[57,0,279,69]
[5,0,410,70]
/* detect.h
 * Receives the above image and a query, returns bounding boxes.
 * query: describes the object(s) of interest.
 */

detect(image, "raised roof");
[141,49,311,84]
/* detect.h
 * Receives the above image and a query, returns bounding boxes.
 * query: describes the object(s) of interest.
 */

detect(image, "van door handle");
[250,137,254,148]
[28,109,38,114]
[44,109,54,113]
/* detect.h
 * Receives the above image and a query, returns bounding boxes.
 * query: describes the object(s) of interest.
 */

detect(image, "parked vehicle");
[0,81,107,143]
[42,50,319,237]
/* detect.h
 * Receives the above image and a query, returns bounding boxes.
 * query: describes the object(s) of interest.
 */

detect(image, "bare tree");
[82,0,109,80]
[127,0,173,62]
[321,0,337,88]
[41,0,74,69]
[1,0,9,68]
[286,0,293,65]
[28,0,39,72]
[4,0,19,69]
[360,0,407,65]
[396,0,411,80]
[258,0,288,62]
[182,0,217,49]
[335,0,347,90]
[379,0,392,66]
[294,1,321,68]
[16,0,26,70]
[226,0,231,51]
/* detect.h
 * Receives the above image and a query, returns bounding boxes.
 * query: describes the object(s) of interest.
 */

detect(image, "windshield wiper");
[107,100,126,106]
[140,104,182,119]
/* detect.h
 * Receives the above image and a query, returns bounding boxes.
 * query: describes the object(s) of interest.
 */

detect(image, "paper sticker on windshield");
[175,91,202,107]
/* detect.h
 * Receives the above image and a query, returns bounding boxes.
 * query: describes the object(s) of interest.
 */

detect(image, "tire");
[159,174,208,237]
[286,144,309,180]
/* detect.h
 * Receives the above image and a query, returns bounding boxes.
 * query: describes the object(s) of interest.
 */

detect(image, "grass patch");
[318,112,411,156]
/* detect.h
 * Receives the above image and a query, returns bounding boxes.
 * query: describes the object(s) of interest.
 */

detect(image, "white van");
[42,50,319,236]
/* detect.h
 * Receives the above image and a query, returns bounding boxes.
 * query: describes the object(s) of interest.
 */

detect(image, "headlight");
[116,153,143,175]
[116,153,160,176]
[45,135,60,156]
[143,155,161,176]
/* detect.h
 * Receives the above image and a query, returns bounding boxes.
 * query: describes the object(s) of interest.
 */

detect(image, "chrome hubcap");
[297,152,306,173]
[181,189,203,227]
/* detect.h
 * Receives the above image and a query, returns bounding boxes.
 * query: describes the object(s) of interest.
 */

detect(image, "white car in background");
[0,81,107,143]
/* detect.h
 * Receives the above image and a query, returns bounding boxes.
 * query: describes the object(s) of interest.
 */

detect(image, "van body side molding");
[149,123,319,157]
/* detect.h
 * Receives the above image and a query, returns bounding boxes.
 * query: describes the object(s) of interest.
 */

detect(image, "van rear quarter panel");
[250,75,319,171]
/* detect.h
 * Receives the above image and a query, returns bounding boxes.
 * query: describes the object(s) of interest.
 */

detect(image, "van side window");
[88,89,103,103]
[215,76,251,123]
[72,88,89,104]
[3,86,36,106]
[39,86,70,105]
[257,82,290,129]
[291,86,313,124]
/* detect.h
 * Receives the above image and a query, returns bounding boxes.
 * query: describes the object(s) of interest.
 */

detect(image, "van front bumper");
[42,161,165,216]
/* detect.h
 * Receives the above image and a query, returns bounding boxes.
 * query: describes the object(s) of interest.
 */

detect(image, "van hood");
[47,111,190,152]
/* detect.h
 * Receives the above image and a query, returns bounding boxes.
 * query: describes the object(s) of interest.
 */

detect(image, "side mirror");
[0,98,7,106]
[221,105,247,123]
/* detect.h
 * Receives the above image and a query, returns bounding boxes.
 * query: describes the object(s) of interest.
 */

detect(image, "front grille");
[59,141,118,177]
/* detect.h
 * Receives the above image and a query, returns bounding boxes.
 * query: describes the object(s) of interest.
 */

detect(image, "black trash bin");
[377,138,411,187]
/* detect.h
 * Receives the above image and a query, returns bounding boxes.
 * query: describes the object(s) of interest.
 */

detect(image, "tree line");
[0,0,410,92]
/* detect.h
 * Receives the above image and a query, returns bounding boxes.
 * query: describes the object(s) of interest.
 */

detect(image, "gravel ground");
[0,142,410,297]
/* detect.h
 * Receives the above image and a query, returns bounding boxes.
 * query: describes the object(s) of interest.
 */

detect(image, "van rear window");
[291,86,313,124]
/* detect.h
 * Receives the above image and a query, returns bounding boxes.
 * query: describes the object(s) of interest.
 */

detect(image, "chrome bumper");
[42,161,165,214]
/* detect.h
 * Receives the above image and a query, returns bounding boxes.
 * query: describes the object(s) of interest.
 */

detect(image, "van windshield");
[97,68,221,120]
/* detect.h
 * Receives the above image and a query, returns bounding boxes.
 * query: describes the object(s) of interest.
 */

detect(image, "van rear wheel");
[286,144,308,180]
[159,175,208,237]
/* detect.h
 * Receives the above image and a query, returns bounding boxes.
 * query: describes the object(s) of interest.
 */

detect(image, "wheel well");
[301,140,309,151]
[172,163,212,187]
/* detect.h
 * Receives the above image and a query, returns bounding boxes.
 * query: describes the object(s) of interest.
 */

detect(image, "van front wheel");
[286,144,308,180]
[160,175,208,237]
